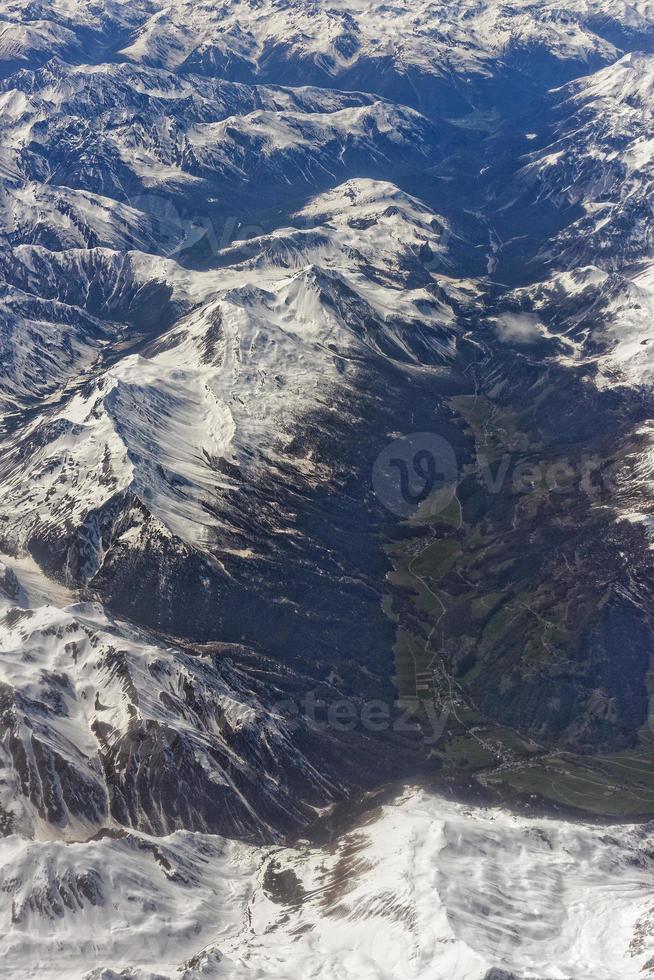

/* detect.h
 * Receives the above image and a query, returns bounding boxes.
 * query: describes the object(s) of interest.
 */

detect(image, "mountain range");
[3,1,654,977]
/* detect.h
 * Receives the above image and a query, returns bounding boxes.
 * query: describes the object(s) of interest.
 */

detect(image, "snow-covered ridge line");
[2,785,654,979]
[118,0,650,88]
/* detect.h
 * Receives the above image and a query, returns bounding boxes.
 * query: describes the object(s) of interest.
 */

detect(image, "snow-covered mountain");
[3,785,654,979]
[98,0,654,116]
[218,788,654,980]
[521,51,654,267]
[0,177,465,684]
[121,0,620,78]
[5,1,654,115]
[0,551,376,843]
[490,262,654,390]
[0,57,444,228]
